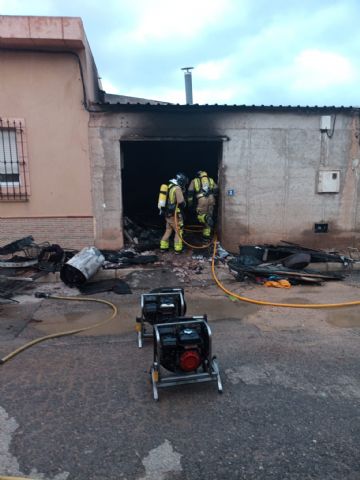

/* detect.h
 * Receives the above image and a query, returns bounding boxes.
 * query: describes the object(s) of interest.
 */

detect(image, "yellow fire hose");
[210,235,360,308]
[0,295,117,480]
[173,206,360,308]
[0,476,37,480]
[174,210,214,249]
[0,295,118,365]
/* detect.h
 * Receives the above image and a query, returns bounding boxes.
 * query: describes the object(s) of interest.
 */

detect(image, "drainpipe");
[181,67,194,105]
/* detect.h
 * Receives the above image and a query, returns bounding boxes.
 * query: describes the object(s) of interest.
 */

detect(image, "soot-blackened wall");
[89,109,360,251]
[121,140,221,224]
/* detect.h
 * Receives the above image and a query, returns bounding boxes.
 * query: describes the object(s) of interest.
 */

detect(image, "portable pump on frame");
[135,287,223,400]
[135,287,186,348]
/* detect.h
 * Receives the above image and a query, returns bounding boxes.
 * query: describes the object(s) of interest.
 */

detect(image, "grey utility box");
[320,115,332,131]
[317,170,340,193]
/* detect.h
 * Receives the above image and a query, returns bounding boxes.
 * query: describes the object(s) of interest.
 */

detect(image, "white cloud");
[106,0,234,47]
[131,0,232,41]
[1,0,360,105]
[291,49,355,91]
[100,78,120,94]
[196,58,233,81]
[0,0,54,15]
[193,86,244,104]
[125,83,248,105]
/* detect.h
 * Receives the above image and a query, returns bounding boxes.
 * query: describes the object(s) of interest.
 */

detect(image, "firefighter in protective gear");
[160,173,188,254]
[188,171,218,239]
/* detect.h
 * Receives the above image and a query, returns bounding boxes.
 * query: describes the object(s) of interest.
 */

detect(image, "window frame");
[0,117,30,201]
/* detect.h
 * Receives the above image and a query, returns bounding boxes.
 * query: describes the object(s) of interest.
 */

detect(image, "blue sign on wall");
[227,189,235,196]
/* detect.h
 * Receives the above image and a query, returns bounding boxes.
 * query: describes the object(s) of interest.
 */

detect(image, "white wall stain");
[0,405,69,480]
[139,439,182,480]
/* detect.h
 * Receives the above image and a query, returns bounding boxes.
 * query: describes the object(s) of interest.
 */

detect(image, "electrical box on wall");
[320,115,332,131]
[317,170,340,193]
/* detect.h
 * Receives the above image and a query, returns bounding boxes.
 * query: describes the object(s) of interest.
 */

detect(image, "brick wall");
[0,217,95,249]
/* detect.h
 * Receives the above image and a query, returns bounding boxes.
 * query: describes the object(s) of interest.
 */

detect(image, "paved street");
[0,277,360,479]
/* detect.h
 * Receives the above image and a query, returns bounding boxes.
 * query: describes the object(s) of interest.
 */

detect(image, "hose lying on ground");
[0,294,118,365]
[211,235,360,309]
[174,210,214,249]
[0,476,38,480]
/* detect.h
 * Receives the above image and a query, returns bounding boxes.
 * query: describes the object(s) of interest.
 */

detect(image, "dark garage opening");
[121,140,222,226]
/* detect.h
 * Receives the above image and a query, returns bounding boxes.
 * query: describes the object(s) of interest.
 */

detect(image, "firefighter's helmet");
[176,172,188,188]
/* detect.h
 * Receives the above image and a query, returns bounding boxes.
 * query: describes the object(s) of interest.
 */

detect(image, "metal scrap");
[60,247,105,287]
[0,256,39,268]
[0,236,34,255]
[101,249,159,269]
[0,237,46,302]
[229,243,350,285]
[123,216,162,250]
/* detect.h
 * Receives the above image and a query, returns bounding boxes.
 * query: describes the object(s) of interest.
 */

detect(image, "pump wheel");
[211,358,223,393]
[150,365,159,401]
[137,330,143,348]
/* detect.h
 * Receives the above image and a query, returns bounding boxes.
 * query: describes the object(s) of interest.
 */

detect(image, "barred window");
[0,128,19,184]
[0,118,29,201]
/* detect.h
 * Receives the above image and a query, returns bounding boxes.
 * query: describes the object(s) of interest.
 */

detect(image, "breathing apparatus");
[195,171,211,196]
[158,174,188,214]
[158,184,168,213]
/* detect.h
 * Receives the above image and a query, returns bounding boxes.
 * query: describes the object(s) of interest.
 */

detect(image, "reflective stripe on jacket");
[166,183,183,214]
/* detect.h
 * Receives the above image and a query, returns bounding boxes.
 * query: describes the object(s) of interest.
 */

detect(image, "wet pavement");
[0,263,360,479]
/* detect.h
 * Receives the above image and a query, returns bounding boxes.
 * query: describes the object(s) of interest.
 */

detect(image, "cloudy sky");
[1,0,359,106]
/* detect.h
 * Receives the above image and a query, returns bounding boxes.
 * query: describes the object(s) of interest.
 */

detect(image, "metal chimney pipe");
[181,67,194,105]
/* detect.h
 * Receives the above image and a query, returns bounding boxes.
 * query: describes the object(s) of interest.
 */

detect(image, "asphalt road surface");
[0,290,359,479]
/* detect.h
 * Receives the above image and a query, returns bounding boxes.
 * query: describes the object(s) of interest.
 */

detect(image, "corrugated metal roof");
[103,93,169,105]
[94,101,359,113]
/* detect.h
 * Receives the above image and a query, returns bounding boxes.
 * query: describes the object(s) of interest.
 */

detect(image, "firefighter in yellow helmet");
[159,173,188,254]
[188,171,218,239]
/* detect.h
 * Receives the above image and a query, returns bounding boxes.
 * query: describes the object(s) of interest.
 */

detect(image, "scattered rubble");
[0,236,35,255]
[238,242,352,265]
[2,233,357,302]
[0,236,62,303]
[123,216,162,250]
[101,249,158,269]
[0,235,159,300]
[228,243,354,286]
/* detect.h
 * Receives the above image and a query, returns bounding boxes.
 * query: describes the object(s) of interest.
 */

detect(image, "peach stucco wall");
[0,16,101,104]
[0,50,92,218]
[0,16,84,48]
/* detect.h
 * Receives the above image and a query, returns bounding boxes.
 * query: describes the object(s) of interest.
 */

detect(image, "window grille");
[0,118,29,201]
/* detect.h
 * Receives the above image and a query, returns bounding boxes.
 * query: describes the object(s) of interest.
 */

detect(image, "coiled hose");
[0,295,118,365]
[174,211,214,249]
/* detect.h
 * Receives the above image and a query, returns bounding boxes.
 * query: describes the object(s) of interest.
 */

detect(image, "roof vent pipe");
[181,67,194,105]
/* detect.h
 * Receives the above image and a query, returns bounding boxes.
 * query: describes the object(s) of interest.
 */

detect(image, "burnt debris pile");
[228,242,354,286]
[0,235,159,301]
[123,216,162,252]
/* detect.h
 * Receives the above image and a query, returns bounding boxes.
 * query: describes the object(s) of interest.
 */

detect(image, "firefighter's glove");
[205,214,214,228]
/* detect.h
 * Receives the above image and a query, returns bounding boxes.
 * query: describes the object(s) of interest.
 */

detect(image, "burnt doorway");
[121,140,222,227]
